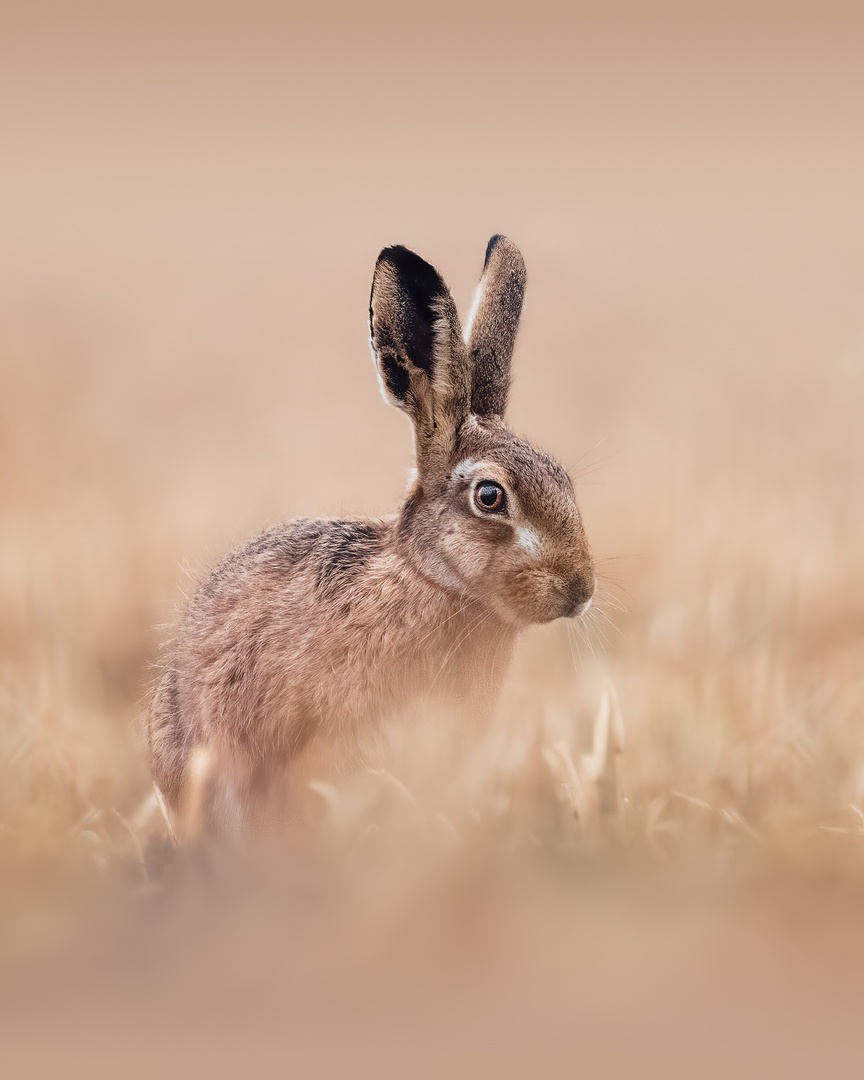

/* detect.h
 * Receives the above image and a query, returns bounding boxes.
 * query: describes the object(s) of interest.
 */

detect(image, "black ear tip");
[377,244,416,268]
[374,245,446,300]
[484,234,526,272]
[484,234,507,268]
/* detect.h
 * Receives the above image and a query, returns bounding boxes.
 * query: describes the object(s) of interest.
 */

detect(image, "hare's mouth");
[563,595,593,619]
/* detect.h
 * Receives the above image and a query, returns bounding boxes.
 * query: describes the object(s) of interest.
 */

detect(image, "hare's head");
[369,236,594,628]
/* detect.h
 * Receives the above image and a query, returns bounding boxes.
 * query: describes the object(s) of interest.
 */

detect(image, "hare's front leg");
[174,746,285,843]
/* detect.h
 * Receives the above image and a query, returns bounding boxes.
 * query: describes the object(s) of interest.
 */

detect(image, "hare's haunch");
[147,237,595,835]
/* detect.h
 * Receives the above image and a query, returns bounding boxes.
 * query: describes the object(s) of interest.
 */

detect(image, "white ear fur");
[462,275,486,346]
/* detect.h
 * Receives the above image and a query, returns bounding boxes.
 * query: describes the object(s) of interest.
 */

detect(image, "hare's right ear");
[369,246,470,451]
[465,235,527,418]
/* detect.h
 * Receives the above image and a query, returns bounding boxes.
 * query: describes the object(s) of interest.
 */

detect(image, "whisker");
[415,593,485,649]
[574,615,598,661]
[592,605,623,635]
[595,578,635,604]
[571,454,620,481]
[428,608,498,690]
[585,613,613,652]
[565,619,583,671]
[564,436,609,475]
[594,589,629,615]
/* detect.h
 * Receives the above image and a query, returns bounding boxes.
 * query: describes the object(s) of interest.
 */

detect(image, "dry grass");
[2,3,864,1076]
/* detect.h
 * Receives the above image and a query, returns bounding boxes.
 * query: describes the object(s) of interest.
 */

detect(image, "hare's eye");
[474,481,506,514]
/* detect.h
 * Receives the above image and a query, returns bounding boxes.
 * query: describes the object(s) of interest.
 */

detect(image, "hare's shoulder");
[195,517,387,610]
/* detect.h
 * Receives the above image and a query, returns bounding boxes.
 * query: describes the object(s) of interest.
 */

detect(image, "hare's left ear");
[464,235,527,418]
[369,246,471,467]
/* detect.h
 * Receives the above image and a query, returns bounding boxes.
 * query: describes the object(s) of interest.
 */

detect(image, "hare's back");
[189,517,385,628]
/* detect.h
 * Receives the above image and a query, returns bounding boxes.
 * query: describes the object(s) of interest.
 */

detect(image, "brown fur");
[147,237,595,835]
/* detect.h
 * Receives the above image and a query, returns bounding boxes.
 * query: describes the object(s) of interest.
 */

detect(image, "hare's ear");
[369,245,470,447]
[465,235,527,418]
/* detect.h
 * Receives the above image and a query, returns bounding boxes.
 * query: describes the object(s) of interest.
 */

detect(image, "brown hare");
[147,236,595,837]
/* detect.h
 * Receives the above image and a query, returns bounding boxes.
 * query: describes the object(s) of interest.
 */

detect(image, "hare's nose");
[562,573,595,618]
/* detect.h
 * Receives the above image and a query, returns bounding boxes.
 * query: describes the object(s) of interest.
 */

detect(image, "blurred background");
[1,1,864,1076]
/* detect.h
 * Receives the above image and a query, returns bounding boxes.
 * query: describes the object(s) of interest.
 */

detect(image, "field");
[1,4,864,1076]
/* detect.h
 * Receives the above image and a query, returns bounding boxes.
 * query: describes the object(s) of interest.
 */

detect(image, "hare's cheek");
[438,518,492,569]
[436,526,482,581]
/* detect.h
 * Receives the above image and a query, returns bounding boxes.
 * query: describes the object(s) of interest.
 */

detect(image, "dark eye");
[474,481,507,514]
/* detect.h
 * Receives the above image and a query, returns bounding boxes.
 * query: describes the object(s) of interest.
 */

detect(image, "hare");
[147,236,595,836]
